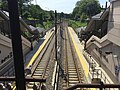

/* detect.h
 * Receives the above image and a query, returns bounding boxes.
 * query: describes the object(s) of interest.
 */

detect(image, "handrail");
[65,83,120,90]
[83,50,113,84]
[0,58,14,76]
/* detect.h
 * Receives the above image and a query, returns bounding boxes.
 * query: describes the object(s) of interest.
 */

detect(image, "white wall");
[87,41,120,83]
[86,0,120,83]
[107,0,120,46]
[0,34,12,63]
[0,34,31,64]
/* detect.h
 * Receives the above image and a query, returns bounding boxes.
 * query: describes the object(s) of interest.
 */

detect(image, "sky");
[32,0,109,13]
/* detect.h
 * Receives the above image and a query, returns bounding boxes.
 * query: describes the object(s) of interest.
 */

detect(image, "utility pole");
[55,10,57,60]
[7,0,26,90]
[105,1,108,10]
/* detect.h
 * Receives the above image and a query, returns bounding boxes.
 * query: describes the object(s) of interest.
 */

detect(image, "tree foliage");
[0,0,33,11]
[28,4,43,19]
[72,0,101,21]
[0,0,8,11]
[0,0,54,21]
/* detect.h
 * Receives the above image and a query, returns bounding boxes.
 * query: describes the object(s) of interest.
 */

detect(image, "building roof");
[29,25,45,33]
[85,8,109,32]
[0,10,9,20]
[29,25,37,31]
[37,27,45,33]
[92,12,103,20]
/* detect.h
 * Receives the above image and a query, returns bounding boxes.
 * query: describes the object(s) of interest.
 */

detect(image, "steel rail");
[67,27,84,83]
[31,32,55,76]
[39,44,55,89]
[62,24,85,89]
[64,26,69,87]
[26,32,55,89]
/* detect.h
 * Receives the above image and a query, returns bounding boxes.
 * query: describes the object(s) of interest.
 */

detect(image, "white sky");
[32,0,110,13]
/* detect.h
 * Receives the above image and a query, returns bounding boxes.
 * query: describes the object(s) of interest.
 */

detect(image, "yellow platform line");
[68,27,96,90]
[26,32,54,68]
[12,32,54,90]
[13,86,16,90]
[68,27,89,77]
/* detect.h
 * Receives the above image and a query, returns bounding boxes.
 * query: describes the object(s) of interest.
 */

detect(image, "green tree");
[49,10,54,21]
[29,4,43,19]
[72,7,79,19]
[72,0,101,20]
[0,0,33,15]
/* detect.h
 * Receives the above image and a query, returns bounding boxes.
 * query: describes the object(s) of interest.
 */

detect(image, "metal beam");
[65,83,120,90]
[0,77,46,82]
[7,0,26,90]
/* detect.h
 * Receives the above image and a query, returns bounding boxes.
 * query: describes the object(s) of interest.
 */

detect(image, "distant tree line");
[0,0,56,29]
[0,0,54,21]
[0,0,102,26]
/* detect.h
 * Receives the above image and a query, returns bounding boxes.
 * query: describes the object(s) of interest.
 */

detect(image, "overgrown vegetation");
[68,20,87,29]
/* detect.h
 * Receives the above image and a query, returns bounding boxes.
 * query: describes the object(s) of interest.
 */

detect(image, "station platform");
[68,27,114,84]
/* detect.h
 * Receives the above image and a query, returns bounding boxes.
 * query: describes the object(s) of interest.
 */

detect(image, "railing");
[0,56,14,76]
[83,50,112,84]
[0,77,46,90]
[0,20,31,41]
[65,83,120,90]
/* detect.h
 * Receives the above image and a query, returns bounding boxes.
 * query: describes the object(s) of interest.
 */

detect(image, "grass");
[68,19,87,29]
[34,21,53,29]
[43,21,53,29]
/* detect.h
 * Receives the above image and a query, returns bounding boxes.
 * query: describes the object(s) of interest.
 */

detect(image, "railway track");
[0,25,86,90]
[62,26,85,90]
[26,31,55,90]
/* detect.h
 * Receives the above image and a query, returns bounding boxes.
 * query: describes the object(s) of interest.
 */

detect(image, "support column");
[55,10,57,60]
[7,0,26,90]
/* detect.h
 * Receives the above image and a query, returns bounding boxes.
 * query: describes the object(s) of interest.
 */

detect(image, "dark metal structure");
[55,10,57,61]
[0,77,46,82]
[53,10,59,90]
[65,83,120,90]
[7,0,26,90]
